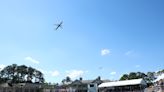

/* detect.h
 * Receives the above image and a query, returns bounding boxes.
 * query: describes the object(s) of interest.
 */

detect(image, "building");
[98,79,147,92]
[53,77,110,92]
[69,77,110,92]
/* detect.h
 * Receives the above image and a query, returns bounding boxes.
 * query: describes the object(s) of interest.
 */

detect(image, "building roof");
[71,80,95,85]
[154,73,164,82]
[102,79,111,83]
[98,79,147,88]
[81,80,93,84]
[70,78,110,86]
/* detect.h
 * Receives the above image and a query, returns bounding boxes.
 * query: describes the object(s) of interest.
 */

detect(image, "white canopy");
[154,74,164,82]
[98,79,147,88]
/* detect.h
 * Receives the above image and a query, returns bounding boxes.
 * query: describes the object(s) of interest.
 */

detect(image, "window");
[90,84,94,87]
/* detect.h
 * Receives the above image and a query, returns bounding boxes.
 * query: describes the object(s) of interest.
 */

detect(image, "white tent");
[154,74,164,82]
[98,79,147,88]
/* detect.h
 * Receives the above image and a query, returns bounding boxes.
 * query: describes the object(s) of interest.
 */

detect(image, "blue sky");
[0,0,164,83]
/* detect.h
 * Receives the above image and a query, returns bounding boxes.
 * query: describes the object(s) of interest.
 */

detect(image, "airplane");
[55,21,63,30]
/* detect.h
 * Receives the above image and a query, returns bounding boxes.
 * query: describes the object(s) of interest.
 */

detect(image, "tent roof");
[154,74,164,82]
[98,79,146,88]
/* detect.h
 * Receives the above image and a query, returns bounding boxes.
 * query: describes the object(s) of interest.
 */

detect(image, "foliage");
[119,71,157,84]
[61,76,72,84]
[66,76,71,82]
[120,74,129,80]
[120,72,147,81]
[146,72,156,83]
[156,69,164,75]
[0,64,44,83]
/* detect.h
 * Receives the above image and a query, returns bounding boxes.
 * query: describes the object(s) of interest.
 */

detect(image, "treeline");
[1,64,164,85]
[120,70,164,83]
[0,64,44,84]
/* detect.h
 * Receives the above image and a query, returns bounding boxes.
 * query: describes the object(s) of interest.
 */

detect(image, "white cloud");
[66,70,85,79]
[125,50,133,56]
[50,71,60,77]
[0,64,6,71]
[24,56,39,64]
[101,49,111,56]
[36,68,60,77]
[135,65,140,68]
[110,71,116,75]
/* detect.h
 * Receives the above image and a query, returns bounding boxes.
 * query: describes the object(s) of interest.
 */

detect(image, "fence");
[144,85,164,92]
[0,87,41,92]
[3,86,164,92]
[0,87,76,92]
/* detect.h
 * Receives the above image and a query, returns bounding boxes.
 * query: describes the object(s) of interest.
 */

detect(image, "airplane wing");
[55,26,60,30]
[54,21,63,30]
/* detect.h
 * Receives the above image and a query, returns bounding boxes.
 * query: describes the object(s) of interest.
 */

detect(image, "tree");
[17,65,28,82]
[0,64,45,83]
[128,72,138,79]
[157,69,164,75]
[61,79,66,84]
[66,76,71,82]
[120,74,129,80]
[145,72,156,83]
[136,72,147,79]
[34,70,44,83]
[26,67,35,83]
[0,64,17,81]
[120,72,147,80]
[79,77,83,81]
[61,76,72,84]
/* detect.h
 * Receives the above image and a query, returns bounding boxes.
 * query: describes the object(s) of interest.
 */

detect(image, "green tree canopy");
[120,74,129,80]
[120,72,147,80]
[0,64,44,83]
[119,71,158,85]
